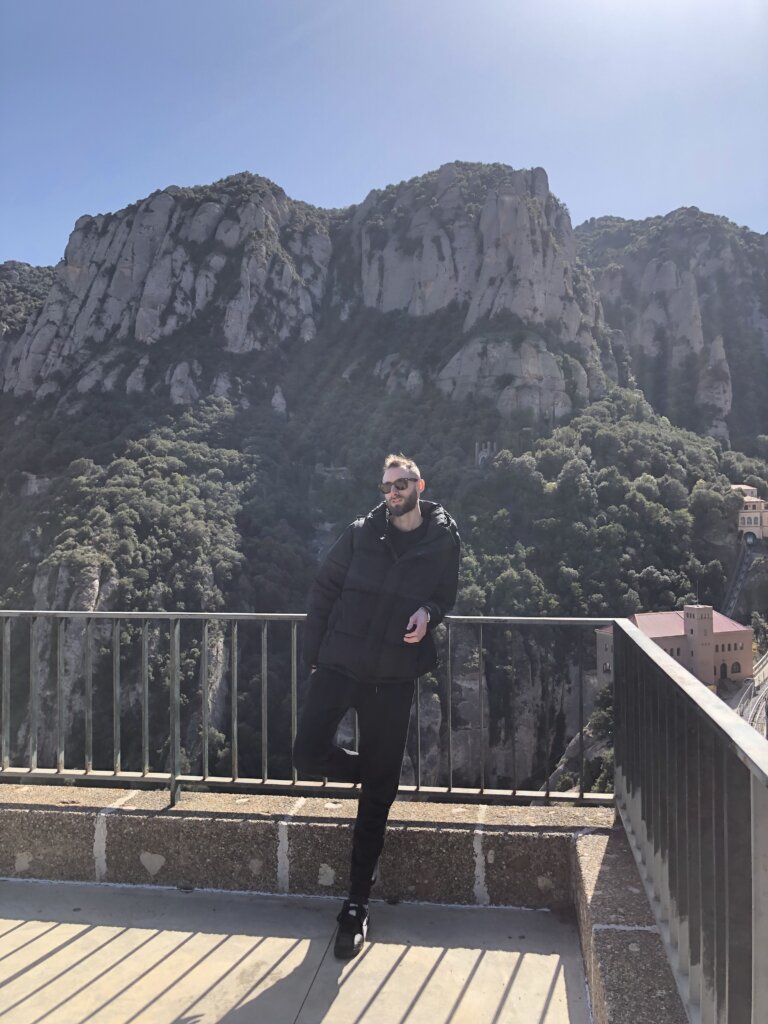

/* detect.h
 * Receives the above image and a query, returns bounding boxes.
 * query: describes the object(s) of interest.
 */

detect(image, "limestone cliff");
[0,164,614,424]
[576,209,768,447]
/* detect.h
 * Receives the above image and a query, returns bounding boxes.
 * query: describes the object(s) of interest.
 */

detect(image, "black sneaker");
[334,900,369,959]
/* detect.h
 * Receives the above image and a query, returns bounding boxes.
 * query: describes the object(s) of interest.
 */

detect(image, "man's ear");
[418,479,426,492]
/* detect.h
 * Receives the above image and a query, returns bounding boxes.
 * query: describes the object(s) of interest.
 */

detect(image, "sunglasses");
[378,477,418,493]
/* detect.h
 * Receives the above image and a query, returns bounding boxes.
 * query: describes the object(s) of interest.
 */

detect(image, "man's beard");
[387,489,419,517]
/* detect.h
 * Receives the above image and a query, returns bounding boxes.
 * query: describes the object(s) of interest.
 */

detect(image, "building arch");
[731,662,741,675]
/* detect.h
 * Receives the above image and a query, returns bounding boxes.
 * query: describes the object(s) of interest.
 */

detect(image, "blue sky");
[2,0,766,266]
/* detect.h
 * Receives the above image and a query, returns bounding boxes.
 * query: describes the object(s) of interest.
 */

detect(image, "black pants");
[292,666,414,902]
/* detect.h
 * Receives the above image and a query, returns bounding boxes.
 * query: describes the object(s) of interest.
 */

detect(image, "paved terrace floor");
[0,878,589,1024]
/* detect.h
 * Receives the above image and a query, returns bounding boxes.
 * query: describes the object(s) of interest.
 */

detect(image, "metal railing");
[4,608,768,1019]
[753,648,768,683]
[0,610,613,807]
[614,618,768,1024]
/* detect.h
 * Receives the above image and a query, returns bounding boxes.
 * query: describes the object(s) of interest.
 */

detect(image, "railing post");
[201,620,209,779]
[112,618,121,774]
[724,745,753,1021]
[261,620,268,782]
[478,622,485,793]
[446,620,453,791]
[56,618,65,772]
[169,618,181,806]
[751,776,768,1023]
[699,726,717,1024]
[29,616,38,770]
[141,621,149,775]
[415,677,421,790]
[85,618,93,773]
[2,617,10,770]
[291,620,298,783]
[578,630,585,800]
[231,620,238,782]
[713,737,727,1023]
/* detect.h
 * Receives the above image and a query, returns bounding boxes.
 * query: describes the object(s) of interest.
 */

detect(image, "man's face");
[381,467,420,517]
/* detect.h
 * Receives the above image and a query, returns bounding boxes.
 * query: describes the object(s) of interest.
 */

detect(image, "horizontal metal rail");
[0,611,612,807]
[613,618,768,1024]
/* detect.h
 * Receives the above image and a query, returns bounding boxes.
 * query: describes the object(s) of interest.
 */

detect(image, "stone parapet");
[0,785,686,1021]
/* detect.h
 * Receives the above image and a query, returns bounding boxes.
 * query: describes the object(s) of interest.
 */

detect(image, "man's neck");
[390,502,423,532]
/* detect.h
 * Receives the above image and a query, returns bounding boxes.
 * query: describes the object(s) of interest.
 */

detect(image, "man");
[293,453,461,958]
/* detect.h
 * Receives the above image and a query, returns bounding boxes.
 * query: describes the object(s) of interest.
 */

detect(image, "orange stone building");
[596,604,753,692]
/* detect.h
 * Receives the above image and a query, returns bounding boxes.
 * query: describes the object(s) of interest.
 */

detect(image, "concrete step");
[0,784,687,1023]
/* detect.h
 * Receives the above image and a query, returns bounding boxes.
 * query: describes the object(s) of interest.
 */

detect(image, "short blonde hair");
[382,453,421,478]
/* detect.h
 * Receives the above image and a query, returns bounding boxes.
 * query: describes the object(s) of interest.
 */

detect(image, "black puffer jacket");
[304,501,460,684]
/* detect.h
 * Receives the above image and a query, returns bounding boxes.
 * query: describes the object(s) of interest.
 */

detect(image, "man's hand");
[403,607,429,643]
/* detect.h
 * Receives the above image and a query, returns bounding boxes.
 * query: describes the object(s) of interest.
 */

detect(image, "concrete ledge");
[0,785,612,909]
[0,785,687,1020]
[572,830,688,1024]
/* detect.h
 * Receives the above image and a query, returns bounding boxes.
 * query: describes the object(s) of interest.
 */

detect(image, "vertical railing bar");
[510,631,517,796]
[1,617,10,770]
[668,689,680,953]
[169,618,181,805]
[201,620,209,779]
[640,653,650,868]
[650,665,660,899]
[678,700,691,977]
[141,621,149,775]
[478,622,485,793]
[659,665,672,925]
[56,618,65,772]
[231,620,238,782]
[446,621,453,791]
[29,616,38,770]
[688,704,703,1008]
[751,774,768,1024]
[724,744,753,1022]
[578,628,585,800]
[544,629,551,803]
[112,618,121,774]
[415,677,421,790]
[713,735,727,1022]
[261,620,268,782]
[699,724,716,1024]
[85,618,93,773]
[291,620,298,783]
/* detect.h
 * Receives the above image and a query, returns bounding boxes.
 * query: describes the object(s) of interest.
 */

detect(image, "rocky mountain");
[2,162,767,792]
[576,208,768,448]
[0,164,616,424]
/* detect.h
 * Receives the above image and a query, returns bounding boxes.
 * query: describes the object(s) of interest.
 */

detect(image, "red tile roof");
[628,609,749,638]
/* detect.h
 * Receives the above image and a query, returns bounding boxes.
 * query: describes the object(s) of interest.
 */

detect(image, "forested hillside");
[1,162,766,789]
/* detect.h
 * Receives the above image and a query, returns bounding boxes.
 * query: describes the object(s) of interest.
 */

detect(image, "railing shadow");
[1,883,590,1023]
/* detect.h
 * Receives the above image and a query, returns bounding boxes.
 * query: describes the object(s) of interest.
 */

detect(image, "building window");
[740,642,744,650]
[676,648,680,656]
[728,643,731,651]
[690,629,693,635]
[715,644,719,652]
[732,662,741,674]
